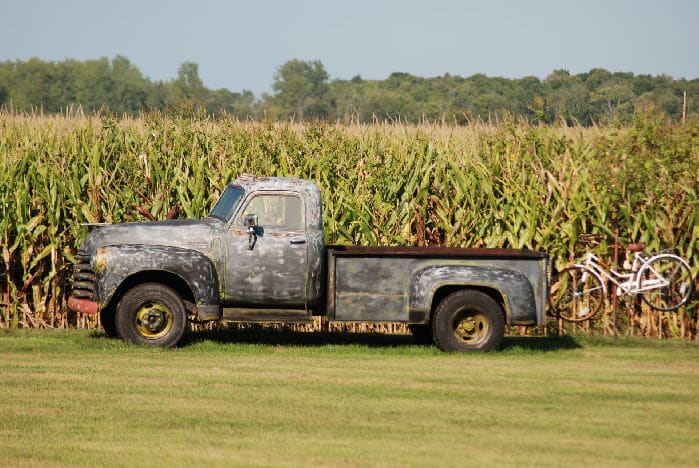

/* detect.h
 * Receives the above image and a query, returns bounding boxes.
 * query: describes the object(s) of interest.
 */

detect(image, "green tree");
[110,55,150,113]
[174,62,206,107]
[327,78,364,123]
[360,86,418,123]
[271,59,329,120]
[545,70,595,124]
[73,58,113,111]
[590,81,635,123]
[6,58,57,111]
[206,88,256,118]
[582,68,613,91]
[514,76,545,122]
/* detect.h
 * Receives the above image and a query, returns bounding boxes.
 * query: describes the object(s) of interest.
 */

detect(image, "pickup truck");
[68,174,549,352]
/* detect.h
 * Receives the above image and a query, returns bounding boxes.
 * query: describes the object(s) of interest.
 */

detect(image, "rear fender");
[409,266,537,325]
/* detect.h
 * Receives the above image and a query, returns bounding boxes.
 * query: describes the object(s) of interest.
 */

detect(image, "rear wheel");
[432,290,504,352]
[550,266,605,322]
[639,255,693,311]
[115,283,187,347]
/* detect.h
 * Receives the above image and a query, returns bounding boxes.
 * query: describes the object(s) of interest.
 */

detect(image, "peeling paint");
[409,265,538,325]
[97,244,220,309]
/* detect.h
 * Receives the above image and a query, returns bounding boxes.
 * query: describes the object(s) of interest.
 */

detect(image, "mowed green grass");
[1,329,697,467]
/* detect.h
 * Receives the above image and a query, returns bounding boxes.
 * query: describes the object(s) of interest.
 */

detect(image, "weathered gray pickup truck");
[68,174,549,352]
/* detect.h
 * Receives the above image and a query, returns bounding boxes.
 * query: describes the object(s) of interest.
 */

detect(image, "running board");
[222,307,313,323]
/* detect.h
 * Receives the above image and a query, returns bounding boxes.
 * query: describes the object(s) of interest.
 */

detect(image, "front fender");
[95,244,220,317]
[409,266,537,325]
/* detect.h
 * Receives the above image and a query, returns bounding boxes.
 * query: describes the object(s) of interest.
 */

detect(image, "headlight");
[94,247,108,273]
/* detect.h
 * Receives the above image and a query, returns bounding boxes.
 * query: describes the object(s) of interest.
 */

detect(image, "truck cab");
[209,175,325,319]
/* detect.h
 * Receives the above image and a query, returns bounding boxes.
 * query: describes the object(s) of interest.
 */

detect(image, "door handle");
[290,238,306,245]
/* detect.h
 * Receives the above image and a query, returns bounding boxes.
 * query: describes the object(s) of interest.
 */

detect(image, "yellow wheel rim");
[134,301,173,339]
[453,311,489,344]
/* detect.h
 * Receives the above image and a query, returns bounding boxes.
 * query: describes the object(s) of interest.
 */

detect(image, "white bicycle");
[550,243,693,322]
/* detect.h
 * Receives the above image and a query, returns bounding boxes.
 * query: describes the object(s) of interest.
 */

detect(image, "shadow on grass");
[179,326,583,352]
[183,327,417,348]
[500,335,582,351]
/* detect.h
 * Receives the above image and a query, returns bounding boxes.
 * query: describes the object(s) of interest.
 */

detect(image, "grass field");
[1,329,697,466]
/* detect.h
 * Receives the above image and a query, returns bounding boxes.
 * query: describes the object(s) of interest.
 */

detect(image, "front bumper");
[67,296,99,315]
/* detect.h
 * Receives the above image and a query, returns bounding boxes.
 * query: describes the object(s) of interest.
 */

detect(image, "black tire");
[639,255,693,311]
[432,290,504,352]
[549,266,605,322]
[99,307,119,338]
[115,283,187,347]
[408,324,433,345]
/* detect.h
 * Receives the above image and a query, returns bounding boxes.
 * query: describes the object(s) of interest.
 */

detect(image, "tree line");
[1,56,697,125]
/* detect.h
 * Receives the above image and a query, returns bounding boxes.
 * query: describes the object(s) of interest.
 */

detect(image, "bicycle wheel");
[549,266,605,322]
[639,254,693,311]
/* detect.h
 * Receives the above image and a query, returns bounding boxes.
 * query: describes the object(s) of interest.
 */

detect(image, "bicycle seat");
[626,242,646,252]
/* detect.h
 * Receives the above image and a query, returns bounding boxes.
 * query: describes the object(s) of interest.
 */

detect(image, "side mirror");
[245,214,259,250]
[245,214,259,228]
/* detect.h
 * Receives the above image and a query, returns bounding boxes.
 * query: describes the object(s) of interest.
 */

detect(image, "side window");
[243,194,303,230]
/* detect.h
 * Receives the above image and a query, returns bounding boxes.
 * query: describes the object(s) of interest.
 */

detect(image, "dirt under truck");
[67,174,550,352]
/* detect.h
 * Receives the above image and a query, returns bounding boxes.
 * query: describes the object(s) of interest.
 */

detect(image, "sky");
[2,0,698,96]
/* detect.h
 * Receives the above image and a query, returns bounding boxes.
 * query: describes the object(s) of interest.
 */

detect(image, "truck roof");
[230,174,323,230]
[231,174,320,194]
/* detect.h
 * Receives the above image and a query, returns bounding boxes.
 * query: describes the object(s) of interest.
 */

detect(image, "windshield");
[209,185,244,222]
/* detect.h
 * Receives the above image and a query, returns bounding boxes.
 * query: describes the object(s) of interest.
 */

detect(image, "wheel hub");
[457,319,476,333]
[454,312,488,343]
[135,302,173,338]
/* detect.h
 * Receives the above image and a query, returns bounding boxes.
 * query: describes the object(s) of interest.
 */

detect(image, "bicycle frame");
[575,252,671,297]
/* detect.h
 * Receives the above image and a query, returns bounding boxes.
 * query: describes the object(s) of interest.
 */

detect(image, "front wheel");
[639,255,693,311]
[115,283,187,347]
[549,266,605,322]
[432,290,504,352]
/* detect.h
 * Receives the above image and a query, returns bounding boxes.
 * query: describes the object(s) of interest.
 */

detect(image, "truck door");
[224,192,308,307]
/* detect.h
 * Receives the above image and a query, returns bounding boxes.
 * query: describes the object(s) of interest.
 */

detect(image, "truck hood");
[80,218,223,255]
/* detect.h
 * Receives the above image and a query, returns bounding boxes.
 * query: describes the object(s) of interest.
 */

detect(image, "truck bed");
[326,246,549,326]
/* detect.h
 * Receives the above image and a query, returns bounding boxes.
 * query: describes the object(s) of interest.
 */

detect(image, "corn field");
[0,111,697,339]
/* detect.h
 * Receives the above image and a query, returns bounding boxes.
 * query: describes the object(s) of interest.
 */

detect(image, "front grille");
[71,251,96,300]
